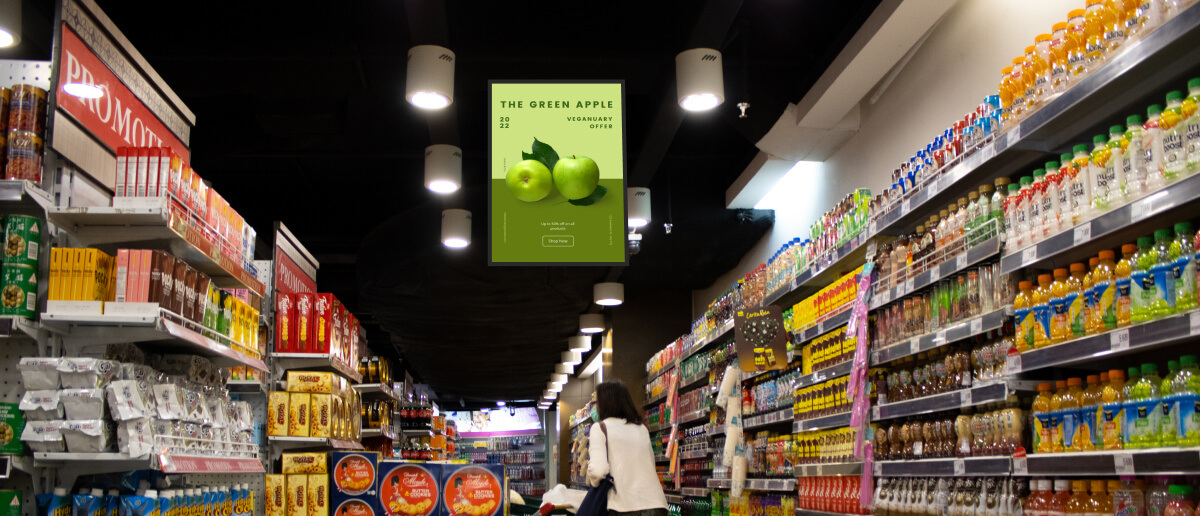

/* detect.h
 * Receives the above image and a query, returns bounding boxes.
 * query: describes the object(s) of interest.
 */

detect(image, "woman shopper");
[586,380,669,516]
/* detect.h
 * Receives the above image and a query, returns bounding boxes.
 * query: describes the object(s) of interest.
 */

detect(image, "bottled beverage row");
[873,329,1012,405]
[872,400,1023,461]
[397,394,433,430]
[801,476,873,515]
[875,476,1199,516]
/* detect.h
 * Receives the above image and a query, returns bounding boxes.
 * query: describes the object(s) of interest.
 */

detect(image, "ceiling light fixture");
[676,48,724,111]
[569,335,592,353]
[550,373,568,384]
[555,363,574,375]
[594,282,624,306]
[63,83,104,99]
[543,389,557,400]
[441,209,471,248]
[561,351,582,365]
[406,45,455,110]
[579,314,604,334]
[425,144,462,194]
[579,350,603,378]
[496,401,505,407]
[547,382,562,393]
[0,0,20,48]
[627,188,650,228]
[481,407,490,413]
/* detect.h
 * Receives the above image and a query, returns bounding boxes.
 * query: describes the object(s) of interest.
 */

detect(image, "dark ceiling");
[77,0,881,404]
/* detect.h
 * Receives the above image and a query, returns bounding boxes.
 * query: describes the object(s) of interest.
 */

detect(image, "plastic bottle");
[1050,268,1072,345]
[1071,144,1094,224]
[1090,135,1112,212]
[1085,0,1113,64]
[1126,115,1147,197]
[1050,22,1070,94]
[1088,480,1110,516]
[1171,222,1197,310]
[1029,479,1052,516]
[1083,374,1104,449]
[1030,170,1046,244]
[1107,125,1129,204]
[1150,228,1177,319]
[1103,0,1129,53]
[1033,382,1055,453]
[1117,243,1137,327]
[1064,377,1089,451]
[1163,485,1195,516]
[1146,478,1169,516]
[965,191,980,241]
[1162,91,1186,180]
[1050,379,1069,452]
[1010,58,1028,122]
[1050,479,1072,516]
[1067,480,1091,516]
[1145,105,1167,190]
[1023,45,1044,114]
[1069,263,1088,338]
[1113,476,1145,516]
[1005,183,1021,248]
[1032,34,1052,107]
[1033,274,1054,349]
[1016,177,1033,247]
[1044,161,1062,239]
[1128,363,1163,449]
[1084,257,1099,335]
[1185,78,1200,174]
[993,178,1010,238]
[1175,355,1199,446]
[1132,237,1156,324]
[999,66,1016,123]
[1060,154,1077,231]
[1161,359,1180,447]
[1095,251,1118,330]
[1067,10,1089,78]
[1102,369,1127,449]
[1015,281,1035,352]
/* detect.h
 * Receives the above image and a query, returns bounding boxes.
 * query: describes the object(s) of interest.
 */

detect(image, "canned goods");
[7,85,46,135]
[1,264,36,318]
[2,214,39,267]
[5,131,41,182]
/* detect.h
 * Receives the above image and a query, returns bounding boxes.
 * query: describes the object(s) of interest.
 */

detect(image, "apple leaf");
[568,185,608,206]
[529,138,560,172]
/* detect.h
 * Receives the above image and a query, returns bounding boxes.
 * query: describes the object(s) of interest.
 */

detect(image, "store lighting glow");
[593,282,624,306]
[481,407,490,413]
[676,48,724,112]
[569,335,591,352]
[406,45,455,110]
[543,389,557,400]
[547,382,562,393]
[561,351,582,365]
[441,209,471,248]
[63,83,104,99]
[550,373,568,384]
[0,0,19,48]
[579,314,604,334]
[425,144,462,194]
[627,188,651,228]
[555,363,574,374]
[579,351,603,378]
[496,401,505,407]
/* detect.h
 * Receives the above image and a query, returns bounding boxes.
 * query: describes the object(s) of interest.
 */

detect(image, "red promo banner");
[56,25,190,161]
[275,245,316,296]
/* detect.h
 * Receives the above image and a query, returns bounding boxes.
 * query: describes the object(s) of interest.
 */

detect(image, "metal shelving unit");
[874,457,1012,477]
[871,308,1009,366]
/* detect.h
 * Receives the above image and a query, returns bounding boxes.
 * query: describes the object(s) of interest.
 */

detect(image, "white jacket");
[585,418,668,512]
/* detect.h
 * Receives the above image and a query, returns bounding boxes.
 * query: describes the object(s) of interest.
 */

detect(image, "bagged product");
[179,385,211,424]
[59,389,105,420]
[57,358,119,389]
[61,419,110,453]
[151,419,179,453]
[116,418,153,458]
[21,419,64,452]
[106,380,150,421]
[19,390,62,420]
[151,383,185,420]
[17,357,59,390]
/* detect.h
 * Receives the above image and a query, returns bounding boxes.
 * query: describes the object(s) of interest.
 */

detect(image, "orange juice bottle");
[1068,263,1087,338]
[1103,0,1129,53]
[1023,45,1044,112]
[1050,379,1068,452]
[1116,244,1136,327]
[999,66,1015,122]
[1085,0,1114,64]
[1067,9,1090,77]
[1050,268,1072,344]
[1067,481,1091,516]
[1089,480,1110,516]
[1049,480,1072,516]
[1094,251,1118,331]
[1083,374,1105,449]
[1033,34,1052,106]
[1084,257,1100,335]
[1010,57,1027,121]
[1033,382,1055,453]
[1050,22,1071,94]
[1064,377,1091,451]
[1034,274,1054,348]
[1015,280,1035,351]
[1102,369,1126,449]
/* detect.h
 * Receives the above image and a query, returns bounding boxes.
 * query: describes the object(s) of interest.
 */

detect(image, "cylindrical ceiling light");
[562,351,582,365]
[579,314,604,334]
[569,335,592,353]
[0,0,20,48]
[555,363,574,374]
[594,282,624,306]
[406,45,455,110]
[547,382,563,393]
[627,188,650,228]
[676,48,724,111]
[425,144,462,194]
[543,389,557,400]
[441,209,471,248]
[496,401,505,407]
[550,373,568,384]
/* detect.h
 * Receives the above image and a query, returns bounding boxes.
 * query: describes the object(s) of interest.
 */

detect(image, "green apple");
[505,160,553,202]
[553,156,600,200]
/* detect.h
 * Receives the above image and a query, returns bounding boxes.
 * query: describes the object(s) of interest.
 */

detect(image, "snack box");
[282,452,328,474]
[287,371,334,393]
[296,293,314,353]
[267,391,289,436]
[313,293,335,354]
[288,473,309,516]
[289,393,311,437]
[378,462,441,516]
[276,292,295,353]
[309,473,330,516]
[266,474,286,516]
[439,465,505,516]
[0,403,25,455]
[310,394,332,438]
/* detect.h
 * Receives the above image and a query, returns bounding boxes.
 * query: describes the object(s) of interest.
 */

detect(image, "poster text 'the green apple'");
[497,100,615,109]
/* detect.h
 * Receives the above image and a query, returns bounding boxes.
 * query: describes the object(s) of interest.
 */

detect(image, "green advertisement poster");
[489,81,627,265]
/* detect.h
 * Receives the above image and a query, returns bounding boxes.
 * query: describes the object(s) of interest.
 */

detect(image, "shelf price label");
[1073,223,1092,245]
[960,389,973,407]
[1190,312,1200,336]
[1006,349,1022,374]
[970,318,983,334]
[956,253,968,270]
[1114,453,1135,475]
[871,406,881,421]
[1110,329,1130,352]
[927,181,939,197]
[936,330,947,343]
[930,266,941,282]
[902,199,911,214]
[904,279,915,295]
[1021,246,1038,266]
[910,339,921,355]
[868,221,878,235]
[1012,448,1028,475]
[954,459,966,475]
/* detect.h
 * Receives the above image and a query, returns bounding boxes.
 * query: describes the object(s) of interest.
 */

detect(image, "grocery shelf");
[1021,448,1200,476]
[680,449,711,460]
[681,487,709,497]
[795,461,863,477]
[355,382,401,401]
[647,421,671,433]
[33,452,264,475]
[707,424,725,436]
[706,478,796,491]
[362,425,397,440]
[1001,173,1200,275]
[644,391,668,407]
[1007,311,1200,375]
[267,436,364,450]
[679,370,709,392]
[48,204,265,295]
[871,308,1009,366]
[873,380,1028,421]
[647,362,676,383]
[792,306,853,345]
[400,427,434,438]
[870,236,1002,310]
[794,412,852,433]
[767,232,875,312]
[795,361,853,391]
[0,179,53,212]
[273,353,363,383]
[744,407,794,430]
[796,510,863,516]
[655,455,670,463]
[226,380,267,393]
[42,310,267,371]
[679,408,710,426]
[682,320,735,361]
[874,457,1012,477]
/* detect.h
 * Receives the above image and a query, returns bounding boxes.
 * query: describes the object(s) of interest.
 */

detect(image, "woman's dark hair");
[595,380,643,424]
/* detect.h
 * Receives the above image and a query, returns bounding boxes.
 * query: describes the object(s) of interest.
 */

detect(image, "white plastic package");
[731,455,747,497]
[151,384,185,420]
[20,420,64,452]
[18,390,62,420]
[61,419,110,453]
[116,418,153,458]
[152,418,180,454]
[17,357,60,390]
[60,389,106,420]
[58,358,119,389]
[106,380,150,421]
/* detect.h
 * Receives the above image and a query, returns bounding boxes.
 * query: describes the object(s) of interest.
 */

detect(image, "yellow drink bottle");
[1094,251,1118,330]
[1115,243,1136,327]
[1033,382,1055,453]
[1034,274,1054,348]
[1102,369,1126,449]
[1050,379,1068,452]
[1049,269,1071,345]
[1084,257,1100,335]
[1014,281,1035,351]
[1068,263,1087,338]
[1065,377,1091,451]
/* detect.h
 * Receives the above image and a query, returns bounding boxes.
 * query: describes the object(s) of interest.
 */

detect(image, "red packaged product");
[332,299,344,360]
[296,292,314,353]
[312,293,334,354]
[115,147,130,197]
[276,293,295,353]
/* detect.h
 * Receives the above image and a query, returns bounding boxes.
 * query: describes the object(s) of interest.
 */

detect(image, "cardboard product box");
[310,394,332,438]
[308,473,330,516]
[297,292,314,353]
[136,250,152,304]
[0,403,25,455]
[289,393,311,437]
[114,147,130,197]
[170,259,185,315]
[288,473,309,516]
[145,148,160,197]
[267,391,289,437]
[266,474,286,516]
[439,465,505,516]
[312,293,334,354]
[113,249,129,303]
[332,300,344,360]
[182,265,198,322]
[156,148,171,198]
[331,451,379,498]
[378,462,441,516]
[193,272,210,324]
[287,371,334,394]
[0,490,20,516]
[282,452,328,474]
[331,395,343,440]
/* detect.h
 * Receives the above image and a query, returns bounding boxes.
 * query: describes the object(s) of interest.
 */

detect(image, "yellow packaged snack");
[268,391,289,436]
[289,393,311,437]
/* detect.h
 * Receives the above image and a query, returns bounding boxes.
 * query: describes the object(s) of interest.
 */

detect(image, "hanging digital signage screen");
[488,81,628,265]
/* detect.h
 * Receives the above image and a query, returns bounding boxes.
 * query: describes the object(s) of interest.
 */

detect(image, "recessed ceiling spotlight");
[676,48,724,112]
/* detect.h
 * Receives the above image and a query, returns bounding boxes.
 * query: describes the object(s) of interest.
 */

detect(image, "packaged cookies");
[267,391,288,436]
[282,452,328,474]
[265,475,286,516]
[287,371,333,393]
[288,393,310,437]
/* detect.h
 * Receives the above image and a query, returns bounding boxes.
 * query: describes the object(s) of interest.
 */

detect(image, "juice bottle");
[1067,480,1090,516]
[1162,91,1186,180]
[1050,379,1068,452]
[1044,161,1062,238]
[1150,228,1176,319]
[1117,243,1137,327]
[1103,0,1129,53]
[1049,479,1072,516]
[1163,486,1195,516]
[1088,480,1110,516]
[1067,10,1089,77]
[1125,115,1147,197]
[1171,222,1197,310]
[1161,359,1180,447]
[1068,263,1087,338]
[1050,22,1070,95]
[1059,154,1075,232]
[1174,355,1199,446]
[1030,170,1046,243]
[1071,144,1094,224]
[1005,183,1022,248]
[1184,78,1200,174]
[1085,0,1113,64]
[1032,34,1052,107]
[1050,268,1071,344]
[1102,369,1127,449]
[1132,237,1156,324]
[1084,257,1099,335]
[999,66,1015,122]
[1023,45,1042,114]
[1029,480,1052,516]
[1095,251,1118,330]
[1113,476,1145,516]
[1010,58,1027,122]
[1016,176,1033,247]
[1090,135,1112,212]
[1015,281,1035,351]
[1033,274,1054,349]
[993,178,1010,236]
[1064,377,1089,451]
[1107,125,1129,205]
[1147,478,1169,516]
[1083,374,1104,449]
[1127,363,1163,449]
[1145,104,1166,190]
[1033,382,1054,453]
[1124,0,1144,41]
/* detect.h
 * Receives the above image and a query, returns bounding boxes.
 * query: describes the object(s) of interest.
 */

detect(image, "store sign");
[56,26,190,160]
[273,222,318,296]
[734,305,788,373]
[488,81,627,265]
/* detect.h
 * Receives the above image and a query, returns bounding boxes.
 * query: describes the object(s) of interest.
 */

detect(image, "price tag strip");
[1110,329,1130,352]
[1113,452,1135,475]
[1073,223,1092,245]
